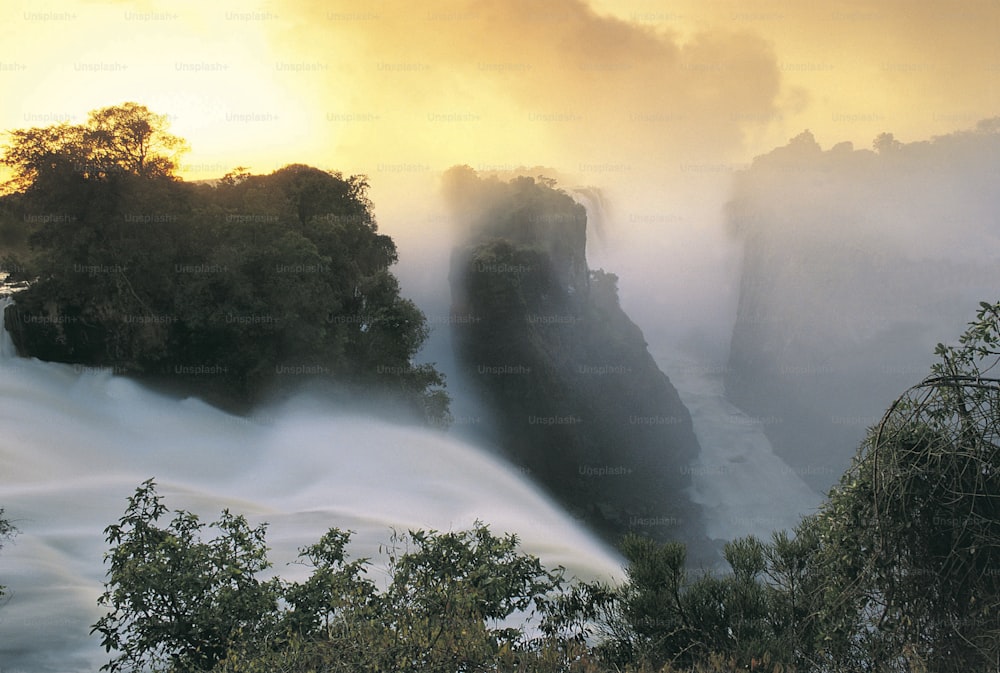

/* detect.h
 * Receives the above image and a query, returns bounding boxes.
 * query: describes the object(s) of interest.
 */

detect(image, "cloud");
[271,0,783,172]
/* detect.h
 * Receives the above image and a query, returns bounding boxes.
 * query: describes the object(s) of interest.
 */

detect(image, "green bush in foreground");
[93,480,589,673]
[91,479,819,673]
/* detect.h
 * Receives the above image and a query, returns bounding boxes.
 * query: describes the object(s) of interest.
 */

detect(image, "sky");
[2,0,996,357]
[0,0,996,183]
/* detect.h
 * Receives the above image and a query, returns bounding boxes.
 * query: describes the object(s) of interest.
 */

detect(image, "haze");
[3,0,997,172]
[3,0,995,336]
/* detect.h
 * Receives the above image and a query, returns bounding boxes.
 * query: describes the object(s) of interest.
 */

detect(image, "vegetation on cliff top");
[0,102,448,422]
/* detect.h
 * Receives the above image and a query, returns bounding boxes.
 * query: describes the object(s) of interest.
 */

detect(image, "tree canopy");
[2,102,187,193]
[0,103,448,422]
[791,300,1000,671]
[93,480,575,673]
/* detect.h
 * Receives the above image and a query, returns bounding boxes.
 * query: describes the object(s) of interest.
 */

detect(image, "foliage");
[2,102,187,193]
[0,103,448,423]
[94,481,836,673]
[587,532,818,672]
[792,300,1000,671]
[374,525,566,672]
[94,481,594,673]
[92,479,281,673]
[584,301,1000,673]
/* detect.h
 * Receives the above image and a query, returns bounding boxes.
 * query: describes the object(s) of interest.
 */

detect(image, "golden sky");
[0,0,997,183]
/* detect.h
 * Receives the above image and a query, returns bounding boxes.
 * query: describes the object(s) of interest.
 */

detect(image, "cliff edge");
[445,167,705,547]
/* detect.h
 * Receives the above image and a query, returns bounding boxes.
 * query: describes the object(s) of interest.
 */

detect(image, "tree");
[796,300,1000,671]
[600,534,690,668]
[95,481,599,673]
[86,103,188,178]
[92,480,280,673]
[1,106,449,424]
[280,528,376,642]
[1,102,186,192]
[1,122,87,194]
[589,533,809,672]
[373,524,566,673]
[873,131,903,154]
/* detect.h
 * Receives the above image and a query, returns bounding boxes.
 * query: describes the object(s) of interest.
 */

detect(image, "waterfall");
[570,186,611,267]
[0,298,624,672]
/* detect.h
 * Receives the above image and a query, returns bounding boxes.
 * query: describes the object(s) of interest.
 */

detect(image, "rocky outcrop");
[725,125,1000,492]
[445,167,704,548]
[1,165,451,422]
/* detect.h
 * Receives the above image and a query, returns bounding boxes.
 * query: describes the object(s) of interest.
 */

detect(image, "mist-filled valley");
[1,1,1000,667]
[0,101,999,670]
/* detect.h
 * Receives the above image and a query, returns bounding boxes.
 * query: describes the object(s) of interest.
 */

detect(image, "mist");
[261,0,998,389]
[278,0,785,346]
[2,1,1000,668]
[724,122,1000,490]
[374,117,1000,548]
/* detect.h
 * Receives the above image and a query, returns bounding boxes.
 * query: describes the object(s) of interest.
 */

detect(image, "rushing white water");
[0,299,624,673]
[658,351,823,543]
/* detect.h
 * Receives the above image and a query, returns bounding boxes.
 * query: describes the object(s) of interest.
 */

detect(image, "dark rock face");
[445,170,704,546]
[4,300,139,366]
[725,126,1000,492]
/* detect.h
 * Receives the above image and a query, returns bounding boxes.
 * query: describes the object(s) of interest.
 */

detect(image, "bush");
[793,301,1000,671]
[94,481,596,673]
[92,480,281,673]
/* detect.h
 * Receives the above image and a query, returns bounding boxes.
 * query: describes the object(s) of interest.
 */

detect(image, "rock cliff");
[445,167,705,547]
[725,125,1000,491]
